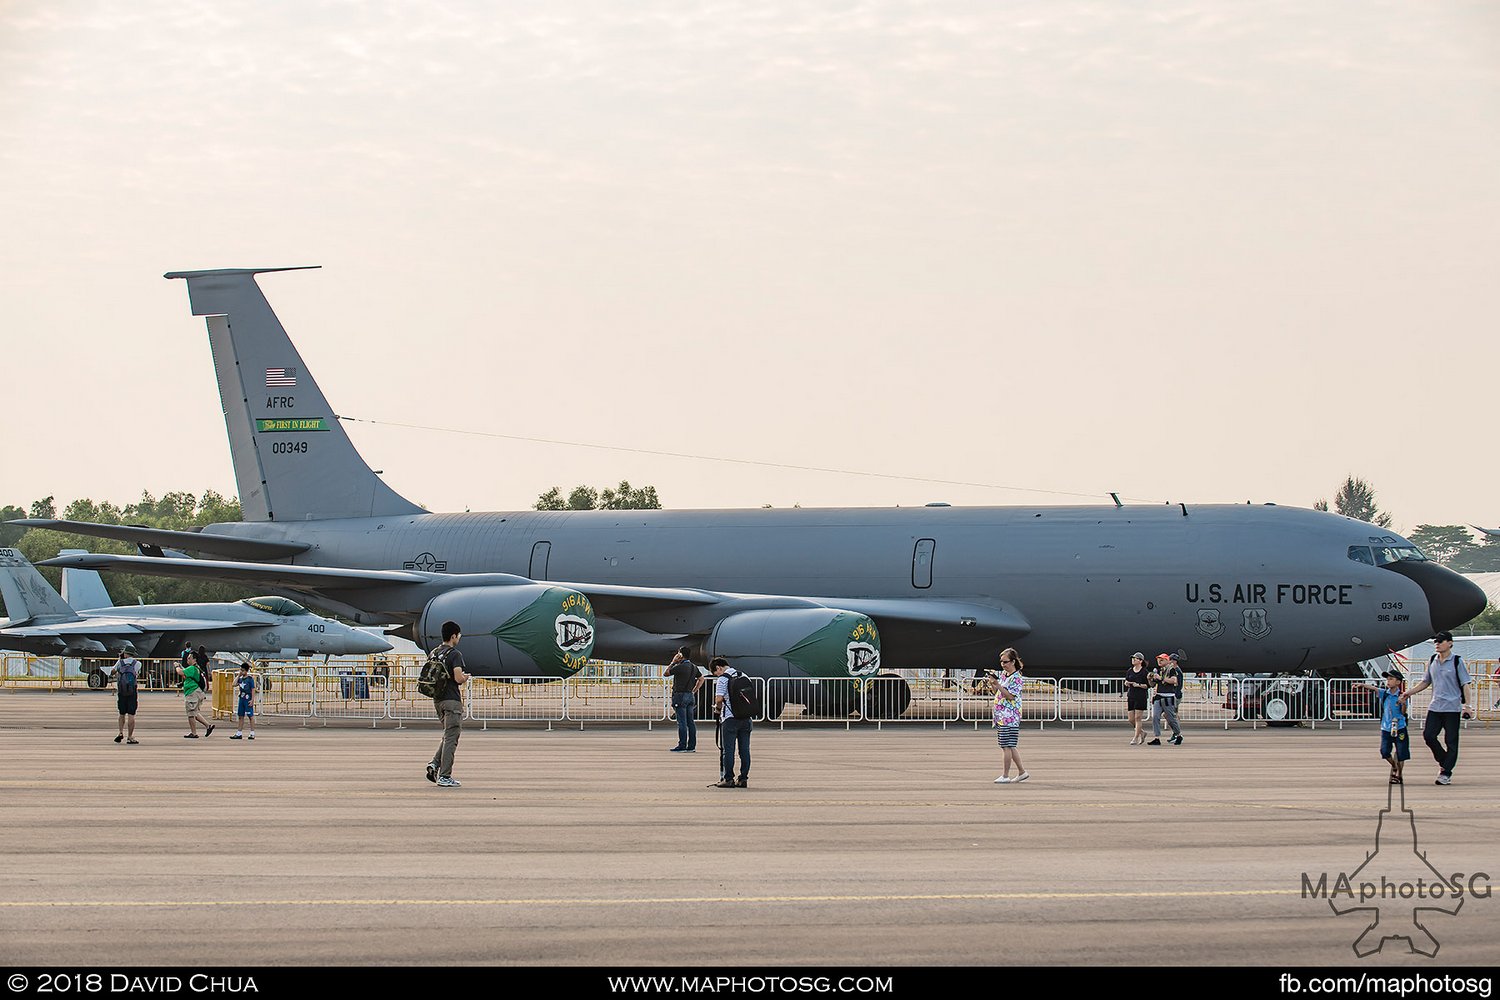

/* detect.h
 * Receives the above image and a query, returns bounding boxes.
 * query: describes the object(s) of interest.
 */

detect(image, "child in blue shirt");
[1359,669,1408,783]
[230,663,257,741]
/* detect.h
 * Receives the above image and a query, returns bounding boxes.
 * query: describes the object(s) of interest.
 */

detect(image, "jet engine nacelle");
[416,585,596,678]
[705,608,881,678]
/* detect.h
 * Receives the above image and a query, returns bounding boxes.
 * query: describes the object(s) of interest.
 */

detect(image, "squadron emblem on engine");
[555,614,595,652]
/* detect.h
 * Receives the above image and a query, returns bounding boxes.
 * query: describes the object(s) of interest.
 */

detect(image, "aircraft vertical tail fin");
[165,267,426,522]
[0,548,82,624]
[59,549,114,611]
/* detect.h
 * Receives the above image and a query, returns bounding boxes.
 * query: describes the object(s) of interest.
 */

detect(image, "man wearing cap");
[1146,653,1183,746]
[1403,632,1471,785]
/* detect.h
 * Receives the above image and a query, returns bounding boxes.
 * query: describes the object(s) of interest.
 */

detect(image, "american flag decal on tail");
[265,367,297,387]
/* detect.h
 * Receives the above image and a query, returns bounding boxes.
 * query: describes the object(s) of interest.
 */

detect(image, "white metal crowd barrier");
[20,654,1498,732]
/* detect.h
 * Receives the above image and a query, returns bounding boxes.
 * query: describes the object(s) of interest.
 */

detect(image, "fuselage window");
[1347,546,1375,566]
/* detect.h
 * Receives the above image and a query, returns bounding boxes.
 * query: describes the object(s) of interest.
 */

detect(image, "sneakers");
[1128,738,1140,746]
[436,776,461,787]
[248,733,255,740]
[126,738,138,745]
[184,733,199,739]
[1015,771,1030,782]
[1146,738,1162,746]
[712,779,737,788]
[204,725,215,737]
[230,733,243,740]
[736,777,748,788]
[114,734,123,744]
[669,746,688,752]
[994,775,1012,784]
[1170,735,1183,746]
[1435,774,1452,785]
[425,763,437,784]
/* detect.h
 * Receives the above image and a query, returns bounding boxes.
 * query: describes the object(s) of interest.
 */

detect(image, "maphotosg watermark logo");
[1300,784,1491,957]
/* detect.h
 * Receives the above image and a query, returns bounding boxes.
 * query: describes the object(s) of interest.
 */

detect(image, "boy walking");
[230,663,257,740]
[1361,669,1409,784]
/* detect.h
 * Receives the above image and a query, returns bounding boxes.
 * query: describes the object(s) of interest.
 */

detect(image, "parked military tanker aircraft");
[0,548,392,679]
[17,268,1487,717]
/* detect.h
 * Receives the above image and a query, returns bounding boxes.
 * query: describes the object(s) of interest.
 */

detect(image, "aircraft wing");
[10,519,310,560]
[557,583,1030,649]
[40,555,1031,658]
[40,553,430,589]
[2,620,148,637]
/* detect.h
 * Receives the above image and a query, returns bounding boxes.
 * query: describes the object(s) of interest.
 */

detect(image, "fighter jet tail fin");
[165,268,426,523]
[0,548,82,625]
[59,549,114,611]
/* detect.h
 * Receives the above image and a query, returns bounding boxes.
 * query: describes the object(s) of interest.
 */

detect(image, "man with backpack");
[1402,632,1471,785]
[710,657,753,789]
[423,620,469,788]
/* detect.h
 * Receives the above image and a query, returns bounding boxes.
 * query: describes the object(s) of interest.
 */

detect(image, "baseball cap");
[1155,653,1172,663]
[1132,652,1145,660]
[1431,631,1453,643]
[1381,668,1404,681]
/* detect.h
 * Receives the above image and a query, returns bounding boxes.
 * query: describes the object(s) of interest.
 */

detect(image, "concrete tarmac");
[1,690,1495,967]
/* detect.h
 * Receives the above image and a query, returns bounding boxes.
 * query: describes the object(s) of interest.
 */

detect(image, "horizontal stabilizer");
[164,267,320,316]
[10,520,309,560]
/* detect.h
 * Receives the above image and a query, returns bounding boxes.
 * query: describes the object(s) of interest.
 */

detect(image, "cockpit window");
[1347,546,1375,566]
[241,596,309,616]
[1372,545,1427,566]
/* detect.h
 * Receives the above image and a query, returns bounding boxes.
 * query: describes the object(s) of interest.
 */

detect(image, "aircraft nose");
[350,628,394,654]
[1382,560,1489,633]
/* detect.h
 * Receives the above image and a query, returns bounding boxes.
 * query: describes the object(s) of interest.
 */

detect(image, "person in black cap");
[1357,668,1409,783]
[1402,632,1471,785]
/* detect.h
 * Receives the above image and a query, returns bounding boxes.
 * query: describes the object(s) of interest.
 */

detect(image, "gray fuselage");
[201,502,1460,673]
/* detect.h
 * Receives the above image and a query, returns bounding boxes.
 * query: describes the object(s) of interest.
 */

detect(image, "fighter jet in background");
[0,548,392,680]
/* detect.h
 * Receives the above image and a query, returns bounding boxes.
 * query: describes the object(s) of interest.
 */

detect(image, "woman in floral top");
[989,647,1028,783]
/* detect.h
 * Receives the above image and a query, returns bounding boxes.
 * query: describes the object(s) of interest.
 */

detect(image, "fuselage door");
[529,541,551,580]
[912,538,935,589]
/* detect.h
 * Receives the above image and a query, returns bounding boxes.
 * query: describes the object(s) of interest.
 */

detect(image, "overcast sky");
[2,1,1496,532]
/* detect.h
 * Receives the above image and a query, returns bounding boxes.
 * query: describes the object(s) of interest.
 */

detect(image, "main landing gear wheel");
[863,674,912,720]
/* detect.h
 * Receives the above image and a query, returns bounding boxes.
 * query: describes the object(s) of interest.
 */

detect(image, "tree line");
[1315,476,1500,572]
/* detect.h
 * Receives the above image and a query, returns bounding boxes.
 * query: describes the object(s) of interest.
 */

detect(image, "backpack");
[727,671,759,720]
[417,646,451,699]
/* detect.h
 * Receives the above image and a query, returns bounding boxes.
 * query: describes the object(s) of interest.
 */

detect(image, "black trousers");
[1422,711,1461,775]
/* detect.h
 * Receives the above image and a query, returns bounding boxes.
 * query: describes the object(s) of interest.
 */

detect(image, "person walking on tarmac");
[113,651,141,744]
[425,620,469,788]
